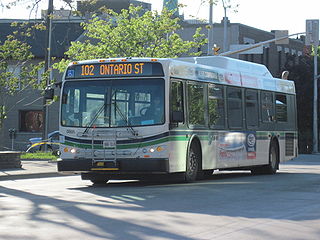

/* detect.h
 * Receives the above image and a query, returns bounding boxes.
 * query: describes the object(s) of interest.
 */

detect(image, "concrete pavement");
[0,154,319,181]
[0,159,61,180]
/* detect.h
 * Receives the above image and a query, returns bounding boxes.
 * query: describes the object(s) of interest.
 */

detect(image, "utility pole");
[306,19,319,153]
[222,0,228,52]
[42,0,54,150]
[207,0,214,55]
[314,45,319,153]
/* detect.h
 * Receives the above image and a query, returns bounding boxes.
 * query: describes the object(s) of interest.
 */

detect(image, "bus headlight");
[149,146,164,153]
[142,146,165,155]
[64,147,78,154]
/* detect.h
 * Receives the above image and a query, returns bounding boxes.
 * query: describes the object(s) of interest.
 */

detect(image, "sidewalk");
[0,160,61,180]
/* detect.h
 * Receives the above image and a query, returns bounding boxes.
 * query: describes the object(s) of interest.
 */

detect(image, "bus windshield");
[61,78,164,128]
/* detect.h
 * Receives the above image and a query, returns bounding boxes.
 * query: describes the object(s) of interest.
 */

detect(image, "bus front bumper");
[57,157,169,174]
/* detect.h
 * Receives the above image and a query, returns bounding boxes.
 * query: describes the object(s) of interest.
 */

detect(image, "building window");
[20,110,43,132]
[37,67,45,85]
[7,65,21,90]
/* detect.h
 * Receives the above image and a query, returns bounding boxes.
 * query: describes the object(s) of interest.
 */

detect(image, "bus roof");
[170,56,295,94]
[179,56,273,78]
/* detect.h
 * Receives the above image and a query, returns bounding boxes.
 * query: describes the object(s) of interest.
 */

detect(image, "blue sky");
[149,0,319,35]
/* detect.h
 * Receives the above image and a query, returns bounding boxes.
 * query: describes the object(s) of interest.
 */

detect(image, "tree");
[284,54,315,153]
[0,23,44,128]
[54,5,207,72]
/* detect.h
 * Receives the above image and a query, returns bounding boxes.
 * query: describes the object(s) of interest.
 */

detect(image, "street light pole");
[42,0,53,151]
[222,0,228,52]
[207,0,213,55]
[313,44,318,153]
[306,19,319,153]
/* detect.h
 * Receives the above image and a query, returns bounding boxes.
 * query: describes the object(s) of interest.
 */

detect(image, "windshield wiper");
[113,100,138,137]
[82,101,107,135]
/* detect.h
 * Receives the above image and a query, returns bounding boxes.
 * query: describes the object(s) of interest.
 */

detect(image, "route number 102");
[81,65,95,76]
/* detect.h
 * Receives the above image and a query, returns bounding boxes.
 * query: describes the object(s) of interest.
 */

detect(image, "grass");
[20,152,59,161]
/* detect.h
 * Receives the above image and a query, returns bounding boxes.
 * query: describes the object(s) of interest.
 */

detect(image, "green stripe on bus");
[64,136,177,150]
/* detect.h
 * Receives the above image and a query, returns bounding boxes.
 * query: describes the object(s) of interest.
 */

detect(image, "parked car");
[26,130,60,155]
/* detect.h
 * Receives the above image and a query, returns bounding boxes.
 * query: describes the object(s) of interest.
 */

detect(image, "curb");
[0,172,62,181]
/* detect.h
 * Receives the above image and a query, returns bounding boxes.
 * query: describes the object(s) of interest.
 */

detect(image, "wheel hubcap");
[188,150,198,176]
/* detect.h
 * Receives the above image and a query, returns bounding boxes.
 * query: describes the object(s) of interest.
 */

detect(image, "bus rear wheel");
[266,143,279,174]
[252,143,279,174]
[185,145,199,182]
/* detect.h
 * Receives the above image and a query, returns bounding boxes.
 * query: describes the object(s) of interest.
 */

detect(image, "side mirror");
[171,111,184,123]
[44,87,54,100]
[55,82,62,88]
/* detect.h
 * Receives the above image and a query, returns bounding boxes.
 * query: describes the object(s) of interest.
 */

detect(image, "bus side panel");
[253,131,269,166]
[201,132,218,170]
[168,138,188,173]
[278,133,286,163]
[247,131,297,167]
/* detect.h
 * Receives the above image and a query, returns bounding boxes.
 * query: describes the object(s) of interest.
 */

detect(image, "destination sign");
[65,62,164,79]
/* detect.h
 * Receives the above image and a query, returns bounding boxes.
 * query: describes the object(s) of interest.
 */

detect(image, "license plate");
[103,140,116,148]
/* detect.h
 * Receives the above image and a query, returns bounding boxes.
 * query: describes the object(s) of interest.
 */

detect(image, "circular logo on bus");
[247,133,256,147]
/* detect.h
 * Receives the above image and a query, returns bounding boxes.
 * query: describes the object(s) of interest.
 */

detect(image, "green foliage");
[54,5,207,72]
[21,152,58,161]
[284,55,315,153]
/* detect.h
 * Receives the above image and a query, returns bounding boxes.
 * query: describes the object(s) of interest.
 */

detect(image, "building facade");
[180,19,305,78]
[0,19,84,151]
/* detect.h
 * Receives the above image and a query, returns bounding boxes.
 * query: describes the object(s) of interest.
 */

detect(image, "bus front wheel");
[81,173,109,185]
[185,145,199,182]
[91,179,109,185]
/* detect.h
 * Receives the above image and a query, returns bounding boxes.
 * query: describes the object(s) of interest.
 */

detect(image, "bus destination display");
[66,62,164,79]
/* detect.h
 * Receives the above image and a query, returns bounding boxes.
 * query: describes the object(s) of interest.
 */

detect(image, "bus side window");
[227,87,243,129]
[275,94,287,122]
[208,84,225,128]
[245,89,259,128]
[261,91,274,122]
[187,82,205,127]
[170,81,184,124]
[286,94,296,130]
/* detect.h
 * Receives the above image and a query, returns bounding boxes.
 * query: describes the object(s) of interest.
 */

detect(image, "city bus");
[57,56,298,184]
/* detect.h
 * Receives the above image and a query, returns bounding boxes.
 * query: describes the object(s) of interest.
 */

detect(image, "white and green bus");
[57,56,298,184]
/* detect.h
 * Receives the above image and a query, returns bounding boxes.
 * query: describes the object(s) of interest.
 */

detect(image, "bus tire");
[185,144,200,182]
[197,169,213,180]
[251,142,279,175]
[91,178,109,185]
[81,173,109,185]
[266,142,279,174]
